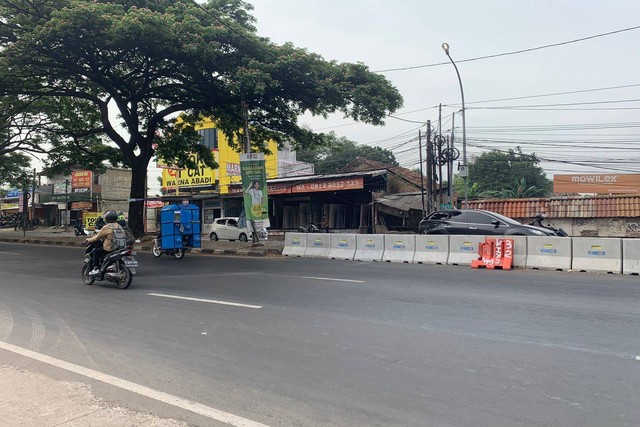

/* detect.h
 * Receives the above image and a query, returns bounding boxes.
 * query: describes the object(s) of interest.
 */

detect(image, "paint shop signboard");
[554,174,640,194]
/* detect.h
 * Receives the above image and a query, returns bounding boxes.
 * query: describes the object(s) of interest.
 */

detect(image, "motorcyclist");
[84,210,123,276]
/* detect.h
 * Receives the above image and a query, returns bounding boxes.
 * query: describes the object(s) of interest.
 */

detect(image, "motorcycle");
[530,214,569,237]
[81,240,140,289]
[152,236,186,259]
[74,222,89,236]
[298,223,319,233]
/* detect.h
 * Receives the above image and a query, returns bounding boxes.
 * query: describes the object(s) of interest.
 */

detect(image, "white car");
[205,217,267,242]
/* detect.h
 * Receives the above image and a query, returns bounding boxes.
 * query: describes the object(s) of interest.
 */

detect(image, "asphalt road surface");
[1,242,640,426]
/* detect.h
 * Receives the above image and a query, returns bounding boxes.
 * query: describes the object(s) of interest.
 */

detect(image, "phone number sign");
[267,177,364,195]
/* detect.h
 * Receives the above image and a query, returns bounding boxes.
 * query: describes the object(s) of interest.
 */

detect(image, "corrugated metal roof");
[468,195,640,218]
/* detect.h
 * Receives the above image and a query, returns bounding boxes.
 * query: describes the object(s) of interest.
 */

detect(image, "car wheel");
[239,233,248,242]
[210,232,218,241]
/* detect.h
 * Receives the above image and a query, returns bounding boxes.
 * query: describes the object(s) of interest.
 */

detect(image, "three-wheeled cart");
[152,203,202,259]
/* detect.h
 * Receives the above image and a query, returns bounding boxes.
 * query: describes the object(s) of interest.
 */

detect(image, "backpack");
[108,224,127,250]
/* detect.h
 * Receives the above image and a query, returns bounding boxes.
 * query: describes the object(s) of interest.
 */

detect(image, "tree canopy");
[297,132,398,175]
[0,0,403,234]
[455,148,552,199]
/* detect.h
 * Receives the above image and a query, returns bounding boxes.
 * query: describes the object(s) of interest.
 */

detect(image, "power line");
[374,24,640,73]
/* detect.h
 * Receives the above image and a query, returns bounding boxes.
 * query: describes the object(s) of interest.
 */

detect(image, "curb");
[0,238,282,257]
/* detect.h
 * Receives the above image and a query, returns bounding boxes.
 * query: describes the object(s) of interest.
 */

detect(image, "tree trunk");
[127,158,148,237]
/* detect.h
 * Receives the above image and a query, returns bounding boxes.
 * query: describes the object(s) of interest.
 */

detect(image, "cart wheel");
[152,240,162,257]
[174,248,185,259]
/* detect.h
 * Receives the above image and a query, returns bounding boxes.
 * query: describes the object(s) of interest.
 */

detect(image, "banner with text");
[240,153,269,224]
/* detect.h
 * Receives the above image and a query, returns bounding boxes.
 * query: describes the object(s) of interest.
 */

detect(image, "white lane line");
[0,251,20,255]
[291,276,364,283]
[148,293,262,309]
[0,340,270,427]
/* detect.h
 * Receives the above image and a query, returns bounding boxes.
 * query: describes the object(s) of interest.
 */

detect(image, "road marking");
[292,276,364,283]
[148,293,263,309]
[0,340,271,427]
[635,355,640,361]
[0,251,20,255]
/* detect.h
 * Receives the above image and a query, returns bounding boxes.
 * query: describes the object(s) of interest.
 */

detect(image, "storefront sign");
[554,174,640,194]
[291,177,363,193]
[161,152,216,191]
[84,212,100,231]
[6,189,20,198]
[53,182,67,195]
[145,200,164,208]
[1,202,19,210]
[226,162,241,176]
[71,201,93,210]
[72,171,93,193]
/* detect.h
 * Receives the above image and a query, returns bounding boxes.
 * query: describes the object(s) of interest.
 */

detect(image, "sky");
[247,0,640,178]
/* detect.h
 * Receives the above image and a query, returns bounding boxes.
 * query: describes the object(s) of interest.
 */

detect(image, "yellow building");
[160,117,279,195]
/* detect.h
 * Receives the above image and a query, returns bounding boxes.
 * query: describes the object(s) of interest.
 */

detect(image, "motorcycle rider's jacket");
[85,222,124,251]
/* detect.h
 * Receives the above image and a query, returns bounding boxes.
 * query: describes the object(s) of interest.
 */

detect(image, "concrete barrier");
[328,234,357,260]
[282,233,308,257]
[447,236,485,266]
[382,235,416,263]
[354,234,385,262]
[526,236,572,270]
[304,234,332,258]
[623,239,640,275]
[572,237,622,274]
[413,235,449,264]
[509,236,528,269]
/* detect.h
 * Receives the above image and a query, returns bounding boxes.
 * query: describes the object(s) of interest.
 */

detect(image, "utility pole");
[437,104,443,209]
[418,129,425,218]
[449,113,455,205]
[31,168,36,228]
[425,120,432,214]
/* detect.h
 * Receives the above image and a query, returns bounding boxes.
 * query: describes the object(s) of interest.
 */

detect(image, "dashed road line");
[147,293,263,309]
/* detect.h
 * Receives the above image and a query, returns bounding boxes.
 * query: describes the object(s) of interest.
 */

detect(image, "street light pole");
[442,42,468,209]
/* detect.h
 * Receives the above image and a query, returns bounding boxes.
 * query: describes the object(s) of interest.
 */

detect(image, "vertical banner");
[240,153,270,227]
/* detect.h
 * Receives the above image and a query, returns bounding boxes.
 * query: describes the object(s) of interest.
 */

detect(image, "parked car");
[204,217,268,241]
[418,209,559,236]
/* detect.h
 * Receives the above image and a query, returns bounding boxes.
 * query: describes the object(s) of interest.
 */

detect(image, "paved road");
[1,241,640,426]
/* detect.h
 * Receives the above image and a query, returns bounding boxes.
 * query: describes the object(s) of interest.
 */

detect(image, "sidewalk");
[0,226,284,257]
[0,364,189,426]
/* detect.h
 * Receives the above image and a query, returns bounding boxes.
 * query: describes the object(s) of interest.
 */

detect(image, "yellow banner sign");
[161,153,216,190]
[84,212,101,231]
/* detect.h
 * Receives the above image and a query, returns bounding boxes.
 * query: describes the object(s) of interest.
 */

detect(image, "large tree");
[0,0,403,235]
[297,132,398,175]
[457,148,552,199]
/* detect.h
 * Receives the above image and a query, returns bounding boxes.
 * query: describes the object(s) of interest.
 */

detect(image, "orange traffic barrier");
[471,238,514,270]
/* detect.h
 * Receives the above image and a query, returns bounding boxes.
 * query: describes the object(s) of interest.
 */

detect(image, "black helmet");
[95,215,105,230]
[104,210,118,223]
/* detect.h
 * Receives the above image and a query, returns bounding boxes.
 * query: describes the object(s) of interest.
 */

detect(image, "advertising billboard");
[554,174,640,194]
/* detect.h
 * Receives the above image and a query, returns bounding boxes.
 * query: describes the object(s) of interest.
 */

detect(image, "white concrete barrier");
[413,235,449,264]
[282,233,308,257]
[572,238,622,274]
[526,236,572,270]
[354,234,385,262]
[509,236,528,269]
[623,239,640,275]
[304,234,332,258]
[447,236,484,266]
[382,235,416,263]
[328,234,356,260]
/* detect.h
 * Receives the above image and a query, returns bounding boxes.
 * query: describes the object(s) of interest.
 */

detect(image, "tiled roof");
[467,194,640,219]
[340,158,424,192]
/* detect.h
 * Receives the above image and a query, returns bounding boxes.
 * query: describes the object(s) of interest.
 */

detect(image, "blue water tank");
[159,204,201,249]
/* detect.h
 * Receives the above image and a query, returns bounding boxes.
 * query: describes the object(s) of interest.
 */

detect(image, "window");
[449,211,468,223]
[468,212,498,225]
[227,219,238,227]
[215,218,226,225]
[198,128,218,149]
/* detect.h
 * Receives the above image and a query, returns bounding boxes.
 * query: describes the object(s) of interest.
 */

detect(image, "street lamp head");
[441,42,450,55]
